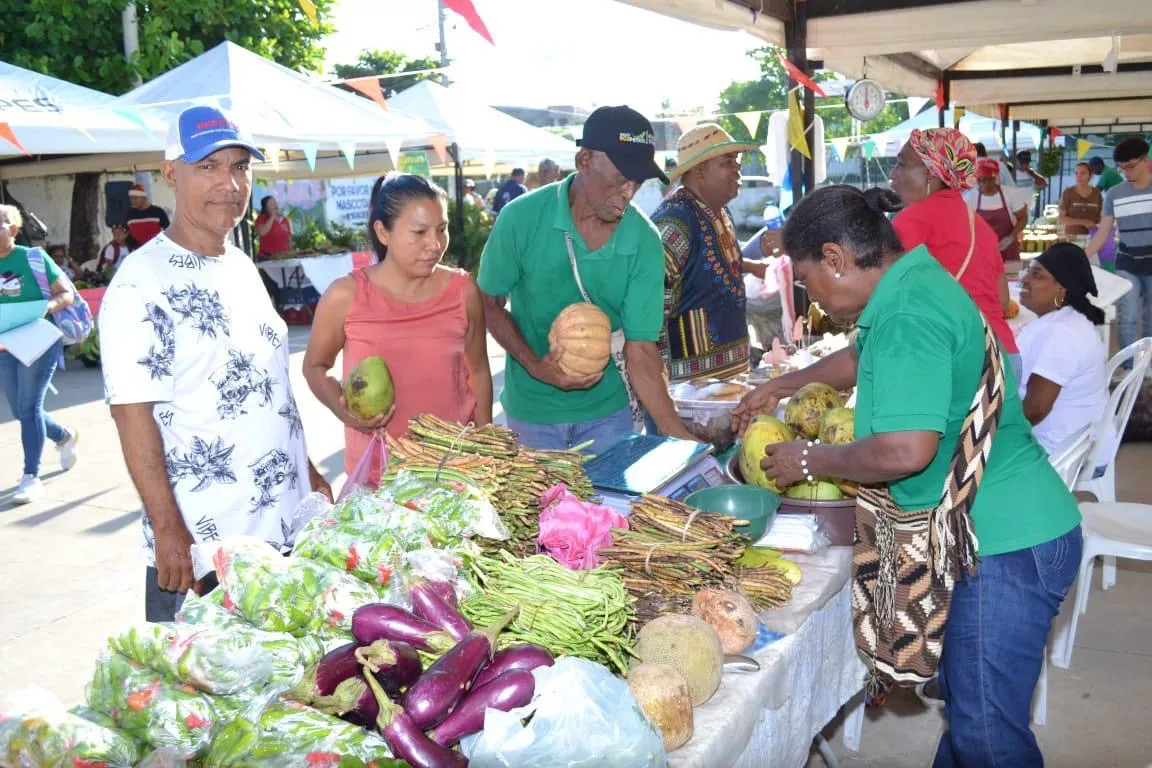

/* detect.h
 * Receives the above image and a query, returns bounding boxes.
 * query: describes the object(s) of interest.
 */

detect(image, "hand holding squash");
[531,346,604,391]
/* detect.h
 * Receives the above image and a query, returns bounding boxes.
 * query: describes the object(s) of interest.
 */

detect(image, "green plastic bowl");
[684,484,780,540]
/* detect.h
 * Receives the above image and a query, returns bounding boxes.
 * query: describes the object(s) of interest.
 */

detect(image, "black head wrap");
[1036,242,1097,299]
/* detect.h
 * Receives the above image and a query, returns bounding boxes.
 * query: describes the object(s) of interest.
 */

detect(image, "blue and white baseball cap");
[165,105,265,163]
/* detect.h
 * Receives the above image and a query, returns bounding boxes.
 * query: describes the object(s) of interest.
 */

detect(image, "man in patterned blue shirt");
[101,106,332,622]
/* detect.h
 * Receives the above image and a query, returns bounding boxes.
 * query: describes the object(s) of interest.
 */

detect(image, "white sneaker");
[12,475,44,505]
[57,428,79,471]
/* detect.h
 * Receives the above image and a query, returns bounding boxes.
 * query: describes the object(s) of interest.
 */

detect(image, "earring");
[834,272,841,279]
[926,183,932,197]
[1054,294,1064,309]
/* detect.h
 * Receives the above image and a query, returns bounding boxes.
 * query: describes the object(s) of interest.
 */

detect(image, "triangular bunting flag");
[1027,126,1043,150]
[299,0,319,27]
[338,141,356,170]
[935,81,946,110]
[0,122,30,155]
[777,53,827,98]
[829,137,850,162]
[384,136,403,170]
[443,0,495,45]
[301,141,319,172]
[430,134,449,165]
[59,112,95,143]
[786,90,811,160]
[264,142,281,171]
[345,77,388,111]
[861,140,876,160]
[737,111,761,139]
[114,108,153,135]
[1077,139,1093,159]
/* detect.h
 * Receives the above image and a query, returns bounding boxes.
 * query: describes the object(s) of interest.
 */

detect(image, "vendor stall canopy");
[615,0,1152,134]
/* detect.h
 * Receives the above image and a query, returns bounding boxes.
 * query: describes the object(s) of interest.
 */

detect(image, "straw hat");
[668,124,759,181]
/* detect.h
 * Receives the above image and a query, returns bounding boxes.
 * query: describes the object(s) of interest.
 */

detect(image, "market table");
[670,547,867,768]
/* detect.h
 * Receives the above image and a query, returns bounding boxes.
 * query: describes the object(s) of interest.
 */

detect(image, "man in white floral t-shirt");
[101,106,332,621]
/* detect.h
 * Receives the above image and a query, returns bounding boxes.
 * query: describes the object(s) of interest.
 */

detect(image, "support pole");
[437,0,451,86]
[450,143,465,262]
[1011,117,1019,184]
[784,0,811,202]
[939,75,950,128]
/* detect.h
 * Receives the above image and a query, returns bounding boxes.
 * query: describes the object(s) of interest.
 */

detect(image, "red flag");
[935,81,946,110]
[0,122,29,155]
[344,77,388,111]
[443,0,495,45]
[1049,127,1063,139]
[777,53,826,98]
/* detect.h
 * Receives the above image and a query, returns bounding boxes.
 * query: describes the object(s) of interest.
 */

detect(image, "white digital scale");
[584,434,733,516]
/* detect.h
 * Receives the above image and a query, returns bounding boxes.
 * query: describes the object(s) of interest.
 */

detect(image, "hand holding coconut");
[338,356,397,433]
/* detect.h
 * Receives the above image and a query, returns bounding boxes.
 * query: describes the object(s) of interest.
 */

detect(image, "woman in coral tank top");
[304,174,492,476]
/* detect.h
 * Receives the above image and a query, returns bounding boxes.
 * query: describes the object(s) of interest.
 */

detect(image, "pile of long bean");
[385,415,594,555]
[459,551,635,674]
[599,495,794,624]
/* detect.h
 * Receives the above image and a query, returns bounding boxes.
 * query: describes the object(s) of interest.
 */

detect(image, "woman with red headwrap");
[890,128,1021,381]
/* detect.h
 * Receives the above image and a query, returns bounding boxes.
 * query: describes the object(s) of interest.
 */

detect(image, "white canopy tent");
[869,108,1041,158]
[0,42,443,180]
[0,62,167,158]
[389,81,577,171]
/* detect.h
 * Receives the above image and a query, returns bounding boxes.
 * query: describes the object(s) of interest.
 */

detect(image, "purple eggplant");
[424,579,459,610]
[352,603,456,653]
[429,669,536,746]
[355,639,423,698]
[365,668,468,768]
[410,578,471,641]
[472,644,554,690]
[287,642,378,728]
[401,609,517,730]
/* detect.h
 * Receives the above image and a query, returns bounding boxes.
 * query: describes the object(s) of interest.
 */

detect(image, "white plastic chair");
[1032,424,1096,726]
[1051,502,1152,670]
[1073,338,1152,596]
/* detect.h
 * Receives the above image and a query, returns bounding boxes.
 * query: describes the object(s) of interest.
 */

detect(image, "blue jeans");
[506,406,634,454]
[1115,269,1152,353]
[934,525,1083,768]
[0,342,69,477]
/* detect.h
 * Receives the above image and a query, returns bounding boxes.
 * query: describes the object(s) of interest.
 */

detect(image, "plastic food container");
[670,381,750,451]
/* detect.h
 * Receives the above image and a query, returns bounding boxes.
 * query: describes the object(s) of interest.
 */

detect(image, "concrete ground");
[2,327,1150,766]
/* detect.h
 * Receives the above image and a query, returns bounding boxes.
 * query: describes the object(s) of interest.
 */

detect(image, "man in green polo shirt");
[478,105,695,451]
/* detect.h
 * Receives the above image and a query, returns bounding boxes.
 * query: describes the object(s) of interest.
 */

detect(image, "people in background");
[734,185,1081,768]
[492,168,528,214]
[1058,162,1104,236]
[0,204,80,505]
[125,183,170,247]
[537,158,560,187]
[46,243,80,279]
[97,224,133,273]
[889,128,1020,380]
[973,142,1018,191]
[477,105,695,451]
[1086,136,1152,353]
[964,158,1030,262]
[1089,156,1124,192]
[742,228,784,351]
[101,106,330,622]
[1016,243,1107,456]
[254,195,293,259]
[1012,150,1048,191]
[652,124,764,381]
[303,173,492,477]
[462,179,484,208]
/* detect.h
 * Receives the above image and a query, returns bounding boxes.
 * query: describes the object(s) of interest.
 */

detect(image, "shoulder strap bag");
[851,313,1006,689]
[564,232,646,432]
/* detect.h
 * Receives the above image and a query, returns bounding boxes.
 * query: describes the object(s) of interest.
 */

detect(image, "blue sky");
[325,0,762,115]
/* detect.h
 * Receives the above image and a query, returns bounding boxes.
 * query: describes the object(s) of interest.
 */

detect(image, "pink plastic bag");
[337,430,389,502]
[536,484,628,570]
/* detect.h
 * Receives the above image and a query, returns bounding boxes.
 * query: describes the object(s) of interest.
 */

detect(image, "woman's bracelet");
[800,439,821,484]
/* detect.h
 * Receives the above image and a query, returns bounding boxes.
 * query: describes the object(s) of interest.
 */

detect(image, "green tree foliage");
[332,49,443,99]
[0,0,336,96]
[717,46,910,142]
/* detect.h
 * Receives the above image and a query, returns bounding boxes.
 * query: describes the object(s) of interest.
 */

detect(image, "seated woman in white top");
[1017,242,1108,455]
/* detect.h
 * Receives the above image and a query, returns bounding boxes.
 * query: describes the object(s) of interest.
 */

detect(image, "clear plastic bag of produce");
[293,516,413,603]
[462,657,667,768]
[85,651,222,759]
[197,538,379,639]
[107,622,275,695]
[0,686,141,768]
[205,701,407,768]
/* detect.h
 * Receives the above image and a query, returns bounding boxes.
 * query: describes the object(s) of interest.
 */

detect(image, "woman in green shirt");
[734,186,1081,767]
[0,204,79,505]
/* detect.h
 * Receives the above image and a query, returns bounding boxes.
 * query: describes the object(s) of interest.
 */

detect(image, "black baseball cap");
[577,105,669,185]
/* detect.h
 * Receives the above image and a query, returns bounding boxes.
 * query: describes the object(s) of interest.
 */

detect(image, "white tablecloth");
[257,253,358,297]
[670,547,867,768]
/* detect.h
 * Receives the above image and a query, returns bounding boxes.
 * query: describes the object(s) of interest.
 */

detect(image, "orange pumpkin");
[548,303,611,376]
